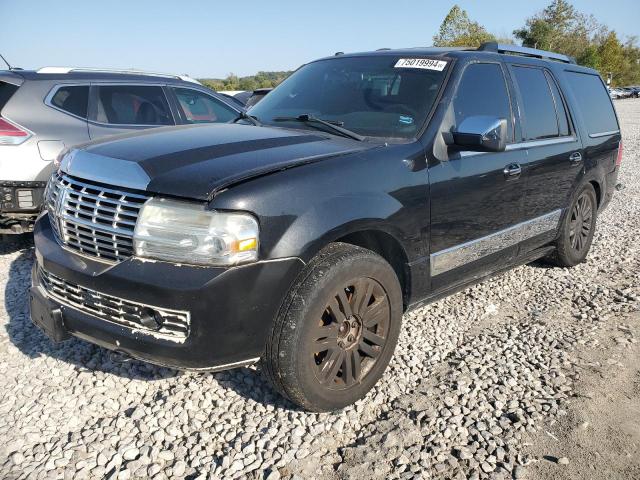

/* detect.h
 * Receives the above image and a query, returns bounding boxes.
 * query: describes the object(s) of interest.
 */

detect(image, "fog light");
[139,307,162,330]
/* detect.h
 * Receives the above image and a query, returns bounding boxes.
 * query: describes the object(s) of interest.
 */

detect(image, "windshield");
[248,56,448,140]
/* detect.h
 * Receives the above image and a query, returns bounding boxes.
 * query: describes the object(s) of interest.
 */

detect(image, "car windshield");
[248,55,448,140]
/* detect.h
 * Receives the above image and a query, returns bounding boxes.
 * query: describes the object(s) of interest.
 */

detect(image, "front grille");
[38,266,190,341]
[46,172,149,262]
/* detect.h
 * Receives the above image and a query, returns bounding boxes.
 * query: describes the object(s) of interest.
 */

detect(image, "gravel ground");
[1,100,638,480]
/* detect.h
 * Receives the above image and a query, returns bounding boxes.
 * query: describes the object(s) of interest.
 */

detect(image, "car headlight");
[133,198,259,266]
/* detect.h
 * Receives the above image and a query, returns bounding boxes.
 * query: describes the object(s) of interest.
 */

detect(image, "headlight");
[133,198,259,266]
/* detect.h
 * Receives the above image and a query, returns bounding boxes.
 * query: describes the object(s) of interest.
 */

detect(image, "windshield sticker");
[399,115,414,125]
[394,58,447,71]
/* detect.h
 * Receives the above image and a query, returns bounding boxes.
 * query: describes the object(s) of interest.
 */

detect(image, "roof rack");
[478,42,576,64]
[36,67,201,84]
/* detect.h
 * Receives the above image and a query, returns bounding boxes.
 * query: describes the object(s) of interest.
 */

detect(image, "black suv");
[30,44,622,411]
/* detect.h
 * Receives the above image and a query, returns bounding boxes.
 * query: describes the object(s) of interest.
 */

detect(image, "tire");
[262,242,403,411]
[549,183,598,267]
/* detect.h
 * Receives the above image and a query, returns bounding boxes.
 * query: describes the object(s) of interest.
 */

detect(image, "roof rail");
[478,42,576,64]
[36,67,201,84]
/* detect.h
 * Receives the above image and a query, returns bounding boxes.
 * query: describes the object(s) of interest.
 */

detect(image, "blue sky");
[1,0,638,78]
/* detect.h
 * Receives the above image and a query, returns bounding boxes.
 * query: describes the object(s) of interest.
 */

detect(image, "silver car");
[0,67,242,234]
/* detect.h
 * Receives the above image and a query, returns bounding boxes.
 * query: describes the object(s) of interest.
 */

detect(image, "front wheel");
[549,183,598,267]
[262,243,403,411]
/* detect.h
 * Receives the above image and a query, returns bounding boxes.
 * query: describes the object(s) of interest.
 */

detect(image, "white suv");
[0,67,241,234]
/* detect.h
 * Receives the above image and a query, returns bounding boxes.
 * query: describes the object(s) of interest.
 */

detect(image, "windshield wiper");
[273,114,364,141]
[233,111,262,126]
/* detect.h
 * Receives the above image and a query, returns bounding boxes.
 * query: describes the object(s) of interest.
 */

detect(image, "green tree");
[433,5,495,47]
[198,71,292,92]
[514,0,640,86]
[596,31,625,85]
[513,0,596,59]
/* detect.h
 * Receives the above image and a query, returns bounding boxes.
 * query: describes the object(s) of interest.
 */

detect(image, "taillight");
[0,117,31,145]
[616,140,623,166]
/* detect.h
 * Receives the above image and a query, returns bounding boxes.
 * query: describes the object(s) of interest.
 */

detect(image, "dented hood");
[61,123,373,200]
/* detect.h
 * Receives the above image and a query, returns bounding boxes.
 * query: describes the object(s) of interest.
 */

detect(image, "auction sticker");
[394,58,447,71]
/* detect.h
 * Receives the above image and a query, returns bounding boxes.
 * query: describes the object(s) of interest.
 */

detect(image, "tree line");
[198,1,639,90]
[198,71,291,92]
[434,1,639,86]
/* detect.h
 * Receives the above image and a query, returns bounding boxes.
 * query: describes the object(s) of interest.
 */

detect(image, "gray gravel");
[1,100,638,480]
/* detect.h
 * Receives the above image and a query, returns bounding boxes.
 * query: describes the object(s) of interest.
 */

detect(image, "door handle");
[503,163,522,178]
[569,152,583,164]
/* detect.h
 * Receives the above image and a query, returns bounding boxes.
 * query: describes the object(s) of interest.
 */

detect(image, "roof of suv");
[3,67,201,85]
[317,43,586,70]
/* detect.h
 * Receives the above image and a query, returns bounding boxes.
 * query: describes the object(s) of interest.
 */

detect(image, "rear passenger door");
[87,84,175,139]
[507,64,583,253]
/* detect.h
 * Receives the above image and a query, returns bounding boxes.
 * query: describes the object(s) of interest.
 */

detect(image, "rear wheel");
[262,243,403,411]
[549,183,597,267]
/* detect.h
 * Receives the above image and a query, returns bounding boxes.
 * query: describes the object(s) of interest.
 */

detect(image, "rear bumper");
[0,180,46,233]
[32,213,305,370]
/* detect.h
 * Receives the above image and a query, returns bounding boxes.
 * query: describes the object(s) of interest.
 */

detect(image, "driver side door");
[428,61,527,292]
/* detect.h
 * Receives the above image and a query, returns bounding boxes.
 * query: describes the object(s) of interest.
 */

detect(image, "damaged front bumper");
[31,213,304,371]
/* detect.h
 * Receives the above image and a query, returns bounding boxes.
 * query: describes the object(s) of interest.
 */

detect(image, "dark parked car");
[230,88,273,107]
[30,44,622,411]
[244,88,273,107]
[0,67,241,234]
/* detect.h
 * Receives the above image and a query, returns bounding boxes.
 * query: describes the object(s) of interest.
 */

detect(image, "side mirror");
[447,116,507,153]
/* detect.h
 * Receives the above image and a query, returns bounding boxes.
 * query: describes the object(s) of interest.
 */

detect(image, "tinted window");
[173,88,237,123]
[565,71,619,135]
[0,82,18,112]
[249,56,448,139]
[245,92,269,108]
[51,85,89,118]
[96,85,172,125]
[545,72,570,136]
[512,66,558,140]
[453,63,513,141]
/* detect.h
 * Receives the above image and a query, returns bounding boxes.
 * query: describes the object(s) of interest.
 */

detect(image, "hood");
[60,123,374,200]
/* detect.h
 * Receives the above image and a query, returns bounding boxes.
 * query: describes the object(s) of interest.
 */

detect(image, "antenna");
[0,53,12,70]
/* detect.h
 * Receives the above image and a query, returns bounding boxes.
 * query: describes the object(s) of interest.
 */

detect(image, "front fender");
[210,144,430,265]
[271,192,405,261]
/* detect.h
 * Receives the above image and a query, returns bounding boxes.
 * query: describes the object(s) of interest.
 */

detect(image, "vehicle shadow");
[2,237,295,408]
[527,258,556,269]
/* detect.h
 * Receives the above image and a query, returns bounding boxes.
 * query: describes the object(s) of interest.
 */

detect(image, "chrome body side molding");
[588,130,620,139]
[430,209,562,276]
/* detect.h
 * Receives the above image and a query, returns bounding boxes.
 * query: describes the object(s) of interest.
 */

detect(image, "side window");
[50,86,89,119]
[564,71,619,136]
[453,63,513,141]
[511,66,559,140]
[173,88,237,124]
[545,72,570,136]
[95,85,172,126]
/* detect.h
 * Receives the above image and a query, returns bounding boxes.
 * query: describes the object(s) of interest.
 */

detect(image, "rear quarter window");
[0,82,19,112]
[50,85,89,118]
[564,71,619,135]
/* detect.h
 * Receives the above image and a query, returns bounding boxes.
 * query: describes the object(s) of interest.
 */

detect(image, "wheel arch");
[302,224,412,310]
[589,179,602,208]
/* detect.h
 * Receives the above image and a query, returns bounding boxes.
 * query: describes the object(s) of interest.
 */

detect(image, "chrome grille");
[46,172,149,262]
[38,266,190,341]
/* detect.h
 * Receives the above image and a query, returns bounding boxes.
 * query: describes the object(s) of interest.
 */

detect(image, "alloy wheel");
[311,278,390,389]
[569,192,593,252]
